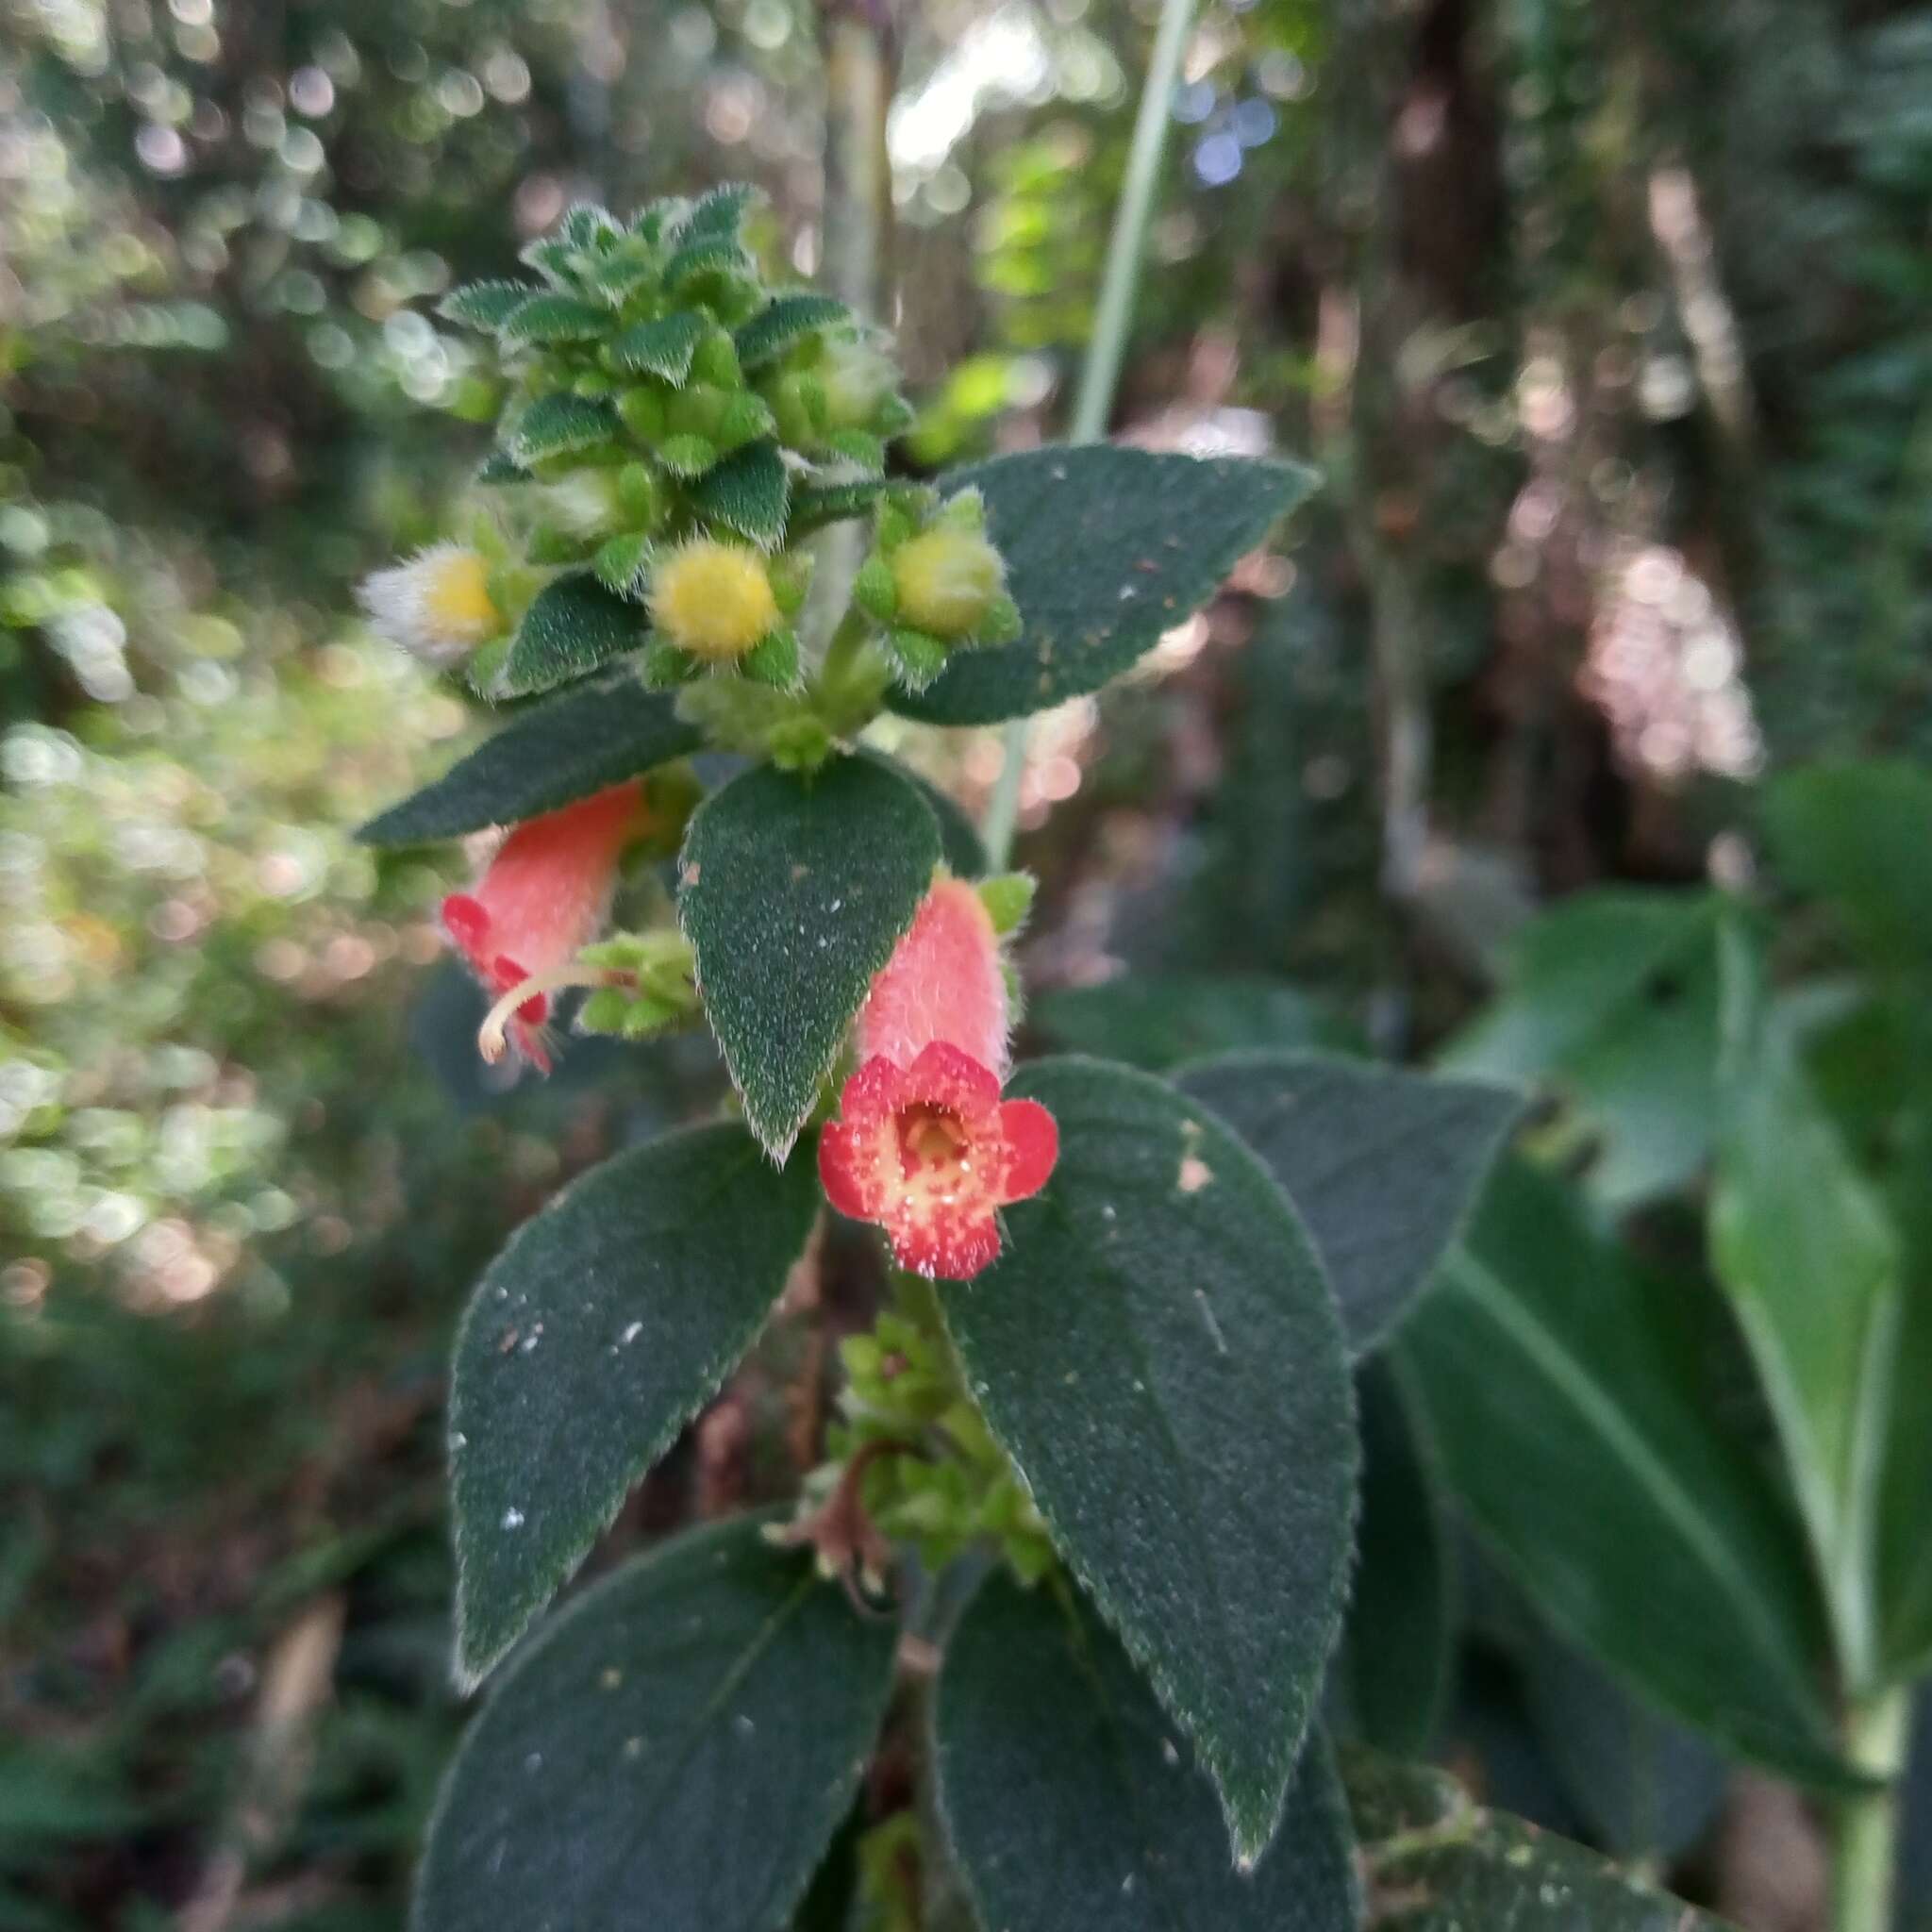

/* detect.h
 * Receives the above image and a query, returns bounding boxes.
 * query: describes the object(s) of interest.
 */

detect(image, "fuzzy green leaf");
[556,201,616,248]
[417,1516,894,1932]
[1345,1753,1739,1930]
[676,181,759,241]
[937,1574,1360,1926]
[1174,1052,1522,1354]
[440,279,537,331]
[690,439,790,548]
[665,234,754,291]
[592,531,653,597]
[519,235,577,285]
[610,311,708,384]
[678,756,941,1158]
[508,391,619,464]
[869,754,986,876]
[735,293,852,370]
[356,675,699,846]
[943,1057,1357,1866]
[475,450,531,486]
[657,433,719,478]
[500,292,609,345]
[498,573,643,697]
[891,446,1317,725]
[584,247,656,301]
[1402,1159,1852,1787]
[447,1125,821,1685]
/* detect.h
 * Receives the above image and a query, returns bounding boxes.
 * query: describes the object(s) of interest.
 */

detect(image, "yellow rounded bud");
[890,528,1007,639]
[358,542,501,666]
[648,539,780,661]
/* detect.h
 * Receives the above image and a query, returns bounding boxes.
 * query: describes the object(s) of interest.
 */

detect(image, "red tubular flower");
[441,780,646,1071]
[855,874,1010,1075]
[819,1041,1058,1280]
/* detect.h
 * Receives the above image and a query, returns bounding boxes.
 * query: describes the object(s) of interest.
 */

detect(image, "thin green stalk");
[980,0,1196,868]
[809,0,896,658]
[1831,1687,1910,1932]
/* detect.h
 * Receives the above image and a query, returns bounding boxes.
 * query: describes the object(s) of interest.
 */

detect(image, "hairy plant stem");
[980,0,1197,869]
[1830,1687,1909,1932]
[814,606,889,735]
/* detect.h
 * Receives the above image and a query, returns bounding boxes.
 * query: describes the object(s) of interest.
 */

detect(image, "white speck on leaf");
[1193,1290,1228,1355]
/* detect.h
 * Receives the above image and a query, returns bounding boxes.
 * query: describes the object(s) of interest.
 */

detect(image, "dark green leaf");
[937,1573,1360,1927]
[666,235,755,290]
[417,1516,894,1932]
[678,757,941,1158]
[500,292,609,345]
[520,235,576,285]
[1332,1357,1456,1756]
[610,311,708,383]
[440,280,537,331]
[1402,1160,1850,1787]
[1030,974,1346,1072]
[1712,924,1900,1682]
[357,675,699,847]
[475,450,531,486]
[791,1800,865,1932]
[736,293,852,370]
[1443,890,1724,1207]
[1344,1753,1738,1930]
[1517,1619,1728,1862]
[498,574,643,698]
[448,1124,821,1684]
[1174,1052,1522,1353]
[676,181,759,241]
[861,752,986,876]
[1762,760,1932,967]
[585,245,656,302]
[944,1057,1357,1865]
[557,201,615,248]
[508,391,619,464]
[891,446,1318,725]
[690,439,790,548]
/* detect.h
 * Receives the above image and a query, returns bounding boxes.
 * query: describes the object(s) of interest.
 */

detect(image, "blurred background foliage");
[5,0,1932,1924]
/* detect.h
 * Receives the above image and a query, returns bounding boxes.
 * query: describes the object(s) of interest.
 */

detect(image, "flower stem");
[813,606,888,736]
[980,0,1197,869]
[1831,1687,1910,1932]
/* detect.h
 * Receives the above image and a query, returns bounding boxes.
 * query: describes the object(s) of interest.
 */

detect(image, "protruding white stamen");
[477,964,623,1064]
